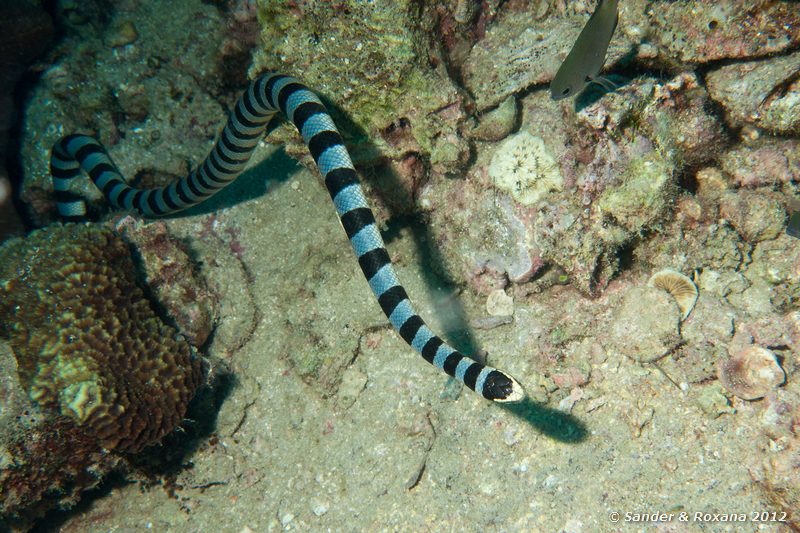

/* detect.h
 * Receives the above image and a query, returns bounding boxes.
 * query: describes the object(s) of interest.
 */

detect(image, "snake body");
[50,73,525,402]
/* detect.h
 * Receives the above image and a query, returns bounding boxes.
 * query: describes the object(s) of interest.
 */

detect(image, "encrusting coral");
[0,223,204,453]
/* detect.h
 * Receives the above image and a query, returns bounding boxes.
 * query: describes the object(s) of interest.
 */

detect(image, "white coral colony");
[647,269,698,321]
[488,131,563,206]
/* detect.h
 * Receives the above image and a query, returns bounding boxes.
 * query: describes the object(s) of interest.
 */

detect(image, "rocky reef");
[252,0,477,220]
[116,216,219,348]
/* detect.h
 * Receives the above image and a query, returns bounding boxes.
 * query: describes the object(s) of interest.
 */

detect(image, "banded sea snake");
[50,73,525,403]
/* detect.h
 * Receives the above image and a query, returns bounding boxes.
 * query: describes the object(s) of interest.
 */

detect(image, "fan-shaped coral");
[0,224,204,452]
[648,269,698,321]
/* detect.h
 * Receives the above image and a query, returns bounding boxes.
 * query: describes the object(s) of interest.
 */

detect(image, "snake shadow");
[503,398,587,443]
[316,96,588,445]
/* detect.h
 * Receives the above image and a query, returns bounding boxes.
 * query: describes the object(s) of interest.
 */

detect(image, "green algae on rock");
[253,0,470,200]
[469,95,519,142]
[0,224,204,452]
[597,151,674,233]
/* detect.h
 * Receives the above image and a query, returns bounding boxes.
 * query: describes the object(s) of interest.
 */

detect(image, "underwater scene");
[0,0,798,531]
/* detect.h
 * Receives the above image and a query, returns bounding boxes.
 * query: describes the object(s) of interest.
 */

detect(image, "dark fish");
[787,210,800,238]
[550,0,619,100]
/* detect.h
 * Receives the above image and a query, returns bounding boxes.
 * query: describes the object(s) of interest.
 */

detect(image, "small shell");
[647,269,698,321]
[718,346,786,400]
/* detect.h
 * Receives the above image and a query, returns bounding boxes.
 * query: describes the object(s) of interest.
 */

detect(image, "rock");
[747,234,800,312]
[117,217,219,347]
[648,0,800,67]
[719,189,787,243]
[105,20,139,48]
[462,6,634,110]
[421,178,540,295]
[607,285,682,363]
[694,383,735,418]
[629,74,729,168]
[596,151,674,232]
[470,95,519,142]
[486,289,514,317]
[252,0,468,175]
[336,366,368,410]
[706,51,800,135]
[696,166,730,191]
[680,294,735,347]
[718,139,800,188]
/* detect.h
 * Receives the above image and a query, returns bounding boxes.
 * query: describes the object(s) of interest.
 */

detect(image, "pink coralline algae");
[116,216,219,347]
[718,345,786,400]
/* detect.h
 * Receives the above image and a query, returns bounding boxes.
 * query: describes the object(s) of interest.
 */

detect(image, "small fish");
[788,210,800,238]
[550,0,619,100]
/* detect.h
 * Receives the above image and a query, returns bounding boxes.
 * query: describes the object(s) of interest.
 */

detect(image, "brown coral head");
[718,346,786,401]
[647,268,698,321]
[0,224,204,452]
